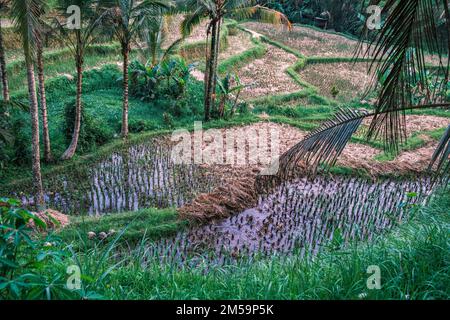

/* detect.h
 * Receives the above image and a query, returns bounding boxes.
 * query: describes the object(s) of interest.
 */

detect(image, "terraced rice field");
[145,176,435,266]
[242,22,364,58]
[237,44,301,98]
[298,62,372,102]
[17,140,218,215]
[219,30,253,60]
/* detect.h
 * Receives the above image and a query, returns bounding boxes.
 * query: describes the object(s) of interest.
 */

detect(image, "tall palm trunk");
[0,20,9,101]
[444,0,450,81]
[26,58,44,209]
[211,17,221,116]
[121,43,130,138]
[61,57,83,160]
[37,39,52,162]
[204,19,219,121]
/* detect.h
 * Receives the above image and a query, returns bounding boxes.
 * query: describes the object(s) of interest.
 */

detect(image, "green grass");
[59,208,186,248]
[75,188,450,300]
[374,127,448,162]
[6,44,122,93]
[217,36,267,74]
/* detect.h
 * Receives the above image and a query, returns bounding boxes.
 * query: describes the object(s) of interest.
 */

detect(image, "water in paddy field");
[143,176,436,266]
[18,142,217,215]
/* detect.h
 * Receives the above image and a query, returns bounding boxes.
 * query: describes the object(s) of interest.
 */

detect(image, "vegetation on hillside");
[0,0,449,301]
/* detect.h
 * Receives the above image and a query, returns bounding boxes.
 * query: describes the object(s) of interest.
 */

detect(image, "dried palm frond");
[259,103,449,193]
[277,108,368,180]
[428,124,450,181]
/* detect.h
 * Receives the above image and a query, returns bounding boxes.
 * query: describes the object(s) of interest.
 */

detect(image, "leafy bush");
[128,119,162,133]
[0,102,29,168]
[129,56,195,101]
[64,100,115,153]
[216,73,245,118]
[0,198,73,299]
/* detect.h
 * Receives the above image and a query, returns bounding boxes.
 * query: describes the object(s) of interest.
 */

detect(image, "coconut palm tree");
[180,0,291,121]
[136,11,183,67]
[0,0,10,102]
[100,0,173,138]
[55,0,106,160]
[271,0,450,185]
[11,0,46,209]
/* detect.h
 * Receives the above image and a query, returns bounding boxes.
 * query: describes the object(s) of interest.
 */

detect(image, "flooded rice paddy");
[142,176,435,266]
[18,141,217,215]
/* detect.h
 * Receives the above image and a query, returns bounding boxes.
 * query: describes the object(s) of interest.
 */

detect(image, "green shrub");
[163,112,174,128]
[0,198,73,300]
[64,100,115,153]
[129,56,194,101]
[128,119,162,133]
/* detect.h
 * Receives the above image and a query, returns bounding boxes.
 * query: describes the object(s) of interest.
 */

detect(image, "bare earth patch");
[30,209,70,230]
[237,45,301,98]
[298,62,372,102]
[361,115,449,137]
[220,31,253,60]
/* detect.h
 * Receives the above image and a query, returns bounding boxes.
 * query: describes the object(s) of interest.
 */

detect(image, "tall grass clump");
[96,188,449,300]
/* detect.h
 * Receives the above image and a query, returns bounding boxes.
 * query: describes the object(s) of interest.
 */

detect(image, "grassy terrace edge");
[67,187,450,299]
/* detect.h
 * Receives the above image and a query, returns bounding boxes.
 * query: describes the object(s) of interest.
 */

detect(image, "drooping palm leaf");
[277,108,368,179]
[267,102,449,194]
[180,8,208,37]
[428,124,450,180]
[11,0,46,62]
[232,4,292,29]
[361,0,448,152]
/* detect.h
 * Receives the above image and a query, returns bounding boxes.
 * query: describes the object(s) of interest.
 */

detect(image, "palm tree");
[180,0,291,121]
[136,11,183,67]
[269,0,450,186]
[55,0,105,160]
[11,0,46,209]
[100,0,173,138]
[0,0,10,101]
[36,5,53,162]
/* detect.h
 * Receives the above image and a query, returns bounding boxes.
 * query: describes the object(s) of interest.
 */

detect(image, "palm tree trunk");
[0,20,10,101]
[204,19,218,121]
[211,17,222,116]
[444,0,450,80]
[121,45,130,138]
[37,39,52,162]
[203,25,211,116]
[26,59,44,209]
[61,58,83,160]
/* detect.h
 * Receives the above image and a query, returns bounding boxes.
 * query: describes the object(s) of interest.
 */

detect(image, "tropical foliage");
[273,0,450,183]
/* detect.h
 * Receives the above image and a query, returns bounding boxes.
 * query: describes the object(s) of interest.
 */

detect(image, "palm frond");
[232,4,291,29]
[428,124,450,180]
[361,0,448,152]
[180,9,207,37]
[277,108,368,179]
[11,0,46,61]
[260,103,449,193]
[161,37,183,61]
